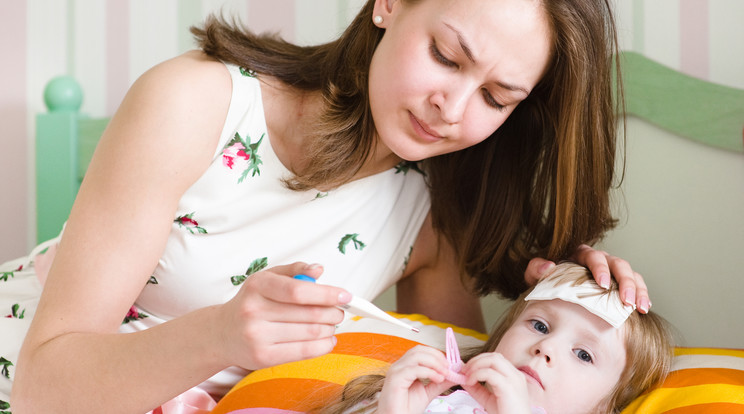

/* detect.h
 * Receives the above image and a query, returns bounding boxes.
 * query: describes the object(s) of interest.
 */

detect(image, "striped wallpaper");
[1,0,743,260]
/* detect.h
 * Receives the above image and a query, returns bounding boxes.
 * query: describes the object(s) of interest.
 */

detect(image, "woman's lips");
[409,112,443,142]
[519,366,544,389]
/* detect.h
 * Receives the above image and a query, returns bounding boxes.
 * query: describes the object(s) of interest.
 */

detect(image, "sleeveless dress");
[0,63,430,403]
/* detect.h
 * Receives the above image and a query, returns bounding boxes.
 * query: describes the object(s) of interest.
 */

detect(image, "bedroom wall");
[0,1,741,347]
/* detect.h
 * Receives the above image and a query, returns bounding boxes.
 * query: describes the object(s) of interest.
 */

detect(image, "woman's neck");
[261,76,403,186]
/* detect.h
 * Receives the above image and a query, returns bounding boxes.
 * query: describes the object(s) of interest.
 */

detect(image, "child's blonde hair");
[319,262,674,414]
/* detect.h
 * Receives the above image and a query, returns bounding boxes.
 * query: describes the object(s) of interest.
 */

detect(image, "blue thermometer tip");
[293,274,316,283]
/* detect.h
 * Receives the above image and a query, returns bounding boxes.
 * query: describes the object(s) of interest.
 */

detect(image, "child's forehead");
[524,299,617,330]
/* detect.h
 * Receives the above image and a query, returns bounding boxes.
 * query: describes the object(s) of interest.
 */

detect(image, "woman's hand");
[461,352,531,414]
[377,345,455,414]
[524,244,651,313]
[216,262,351,370]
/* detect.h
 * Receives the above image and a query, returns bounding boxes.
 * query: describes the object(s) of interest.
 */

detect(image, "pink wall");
[0,3,28,261]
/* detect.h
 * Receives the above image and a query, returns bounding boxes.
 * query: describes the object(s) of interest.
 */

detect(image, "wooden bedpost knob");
[44,76,83,112]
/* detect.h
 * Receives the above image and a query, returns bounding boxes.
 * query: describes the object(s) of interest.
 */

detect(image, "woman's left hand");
[524,244,651,313]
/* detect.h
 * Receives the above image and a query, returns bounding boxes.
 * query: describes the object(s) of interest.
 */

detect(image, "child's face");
[368,0,552,161]
[495,299,627,414]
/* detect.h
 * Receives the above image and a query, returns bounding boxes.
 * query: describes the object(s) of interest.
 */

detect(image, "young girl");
[6,0,650,412]
[321,263,673,414]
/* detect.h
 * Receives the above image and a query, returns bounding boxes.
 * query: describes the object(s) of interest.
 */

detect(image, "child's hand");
[461,352,532,414]
[377,345,456,414]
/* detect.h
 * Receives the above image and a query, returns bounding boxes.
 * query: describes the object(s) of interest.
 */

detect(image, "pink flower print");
[221,132,264,182]
[122,305,148,324]
[125,307,138,319]
[222,142,251,170]
[174,213,207,234]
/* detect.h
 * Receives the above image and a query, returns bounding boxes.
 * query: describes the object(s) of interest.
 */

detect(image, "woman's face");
[369,0,552,161]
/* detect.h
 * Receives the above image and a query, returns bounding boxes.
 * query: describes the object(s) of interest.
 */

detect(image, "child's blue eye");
[531,320,549,334]
[574,349,593,363]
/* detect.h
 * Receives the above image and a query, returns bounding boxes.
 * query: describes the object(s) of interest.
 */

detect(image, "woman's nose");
[430,85,469,125]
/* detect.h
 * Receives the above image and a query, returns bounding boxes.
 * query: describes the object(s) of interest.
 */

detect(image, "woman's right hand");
[216,262,351,370]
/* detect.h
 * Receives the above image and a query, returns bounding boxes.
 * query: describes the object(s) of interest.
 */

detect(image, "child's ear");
[372,0,400,28]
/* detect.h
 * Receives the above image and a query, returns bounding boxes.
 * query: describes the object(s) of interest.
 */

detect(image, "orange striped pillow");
[210,313,486,414]
[621,347,744,413]
[210,315,744,414]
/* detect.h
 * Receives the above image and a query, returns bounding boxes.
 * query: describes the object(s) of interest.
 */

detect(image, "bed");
[33,54,744,413]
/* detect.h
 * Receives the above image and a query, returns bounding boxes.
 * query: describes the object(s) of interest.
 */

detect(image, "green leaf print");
[0,399,10,412]
[0,357,13,379]
[230,257,269,286]
[401,246,413,275]
[148,276,159,285]
[8,303,25,319]
[338,234,366,254]
[394,161,425,176]
[239,66,257,77]
[0,271,15,282]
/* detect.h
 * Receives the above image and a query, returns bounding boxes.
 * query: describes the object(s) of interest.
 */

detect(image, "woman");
[7,0,647,412]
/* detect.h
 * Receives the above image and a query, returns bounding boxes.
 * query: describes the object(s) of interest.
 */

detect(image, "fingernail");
[599,273,611,289]
[331,336,338,348]
[338,291,352,303]
[305,263,323,271]
[623,288,635,306]
[539,262,556,275]
[639,298,650,313]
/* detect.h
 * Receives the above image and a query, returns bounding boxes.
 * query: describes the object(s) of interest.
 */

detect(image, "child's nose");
[534,347,551,363]
[531,337,557,363]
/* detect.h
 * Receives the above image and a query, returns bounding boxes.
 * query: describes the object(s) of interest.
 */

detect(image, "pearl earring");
[373,15,383,25]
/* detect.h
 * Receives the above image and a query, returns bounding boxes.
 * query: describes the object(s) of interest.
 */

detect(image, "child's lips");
[519,366,544,389]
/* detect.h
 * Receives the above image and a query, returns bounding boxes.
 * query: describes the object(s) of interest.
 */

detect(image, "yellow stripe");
[621,384,744,413]
[674,347,744,358]
[231,353,389,389]
[386,312,489,340]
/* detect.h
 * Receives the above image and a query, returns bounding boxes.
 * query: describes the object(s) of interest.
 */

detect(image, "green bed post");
[36,76,83,243]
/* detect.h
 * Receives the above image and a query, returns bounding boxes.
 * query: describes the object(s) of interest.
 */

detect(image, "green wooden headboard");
[619,51,744,153]
[35,76,109,242]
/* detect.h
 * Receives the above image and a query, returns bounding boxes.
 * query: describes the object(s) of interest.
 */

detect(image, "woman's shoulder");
[134,50,232,105]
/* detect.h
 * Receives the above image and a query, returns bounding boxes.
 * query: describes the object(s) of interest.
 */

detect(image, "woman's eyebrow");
[443,22,530,97]
[444,22,476,64]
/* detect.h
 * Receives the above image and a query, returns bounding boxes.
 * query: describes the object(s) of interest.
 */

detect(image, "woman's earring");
[373,15,383,25]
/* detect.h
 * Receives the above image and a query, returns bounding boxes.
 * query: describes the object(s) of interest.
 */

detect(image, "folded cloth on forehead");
[525,276,635,328]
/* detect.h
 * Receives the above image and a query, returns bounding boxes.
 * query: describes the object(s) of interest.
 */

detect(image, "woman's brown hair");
[191,0,625,299]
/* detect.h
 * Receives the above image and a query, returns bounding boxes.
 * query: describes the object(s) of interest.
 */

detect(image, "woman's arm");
[397,213,486,332]
[12,52,348,413]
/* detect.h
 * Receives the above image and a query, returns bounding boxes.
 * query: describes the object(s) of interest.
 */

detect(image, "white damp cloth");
[525,276,634,328]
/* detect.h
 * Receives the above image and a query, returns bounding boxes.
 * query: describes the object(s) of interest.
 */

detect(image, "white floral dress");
[0,63,430,406]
